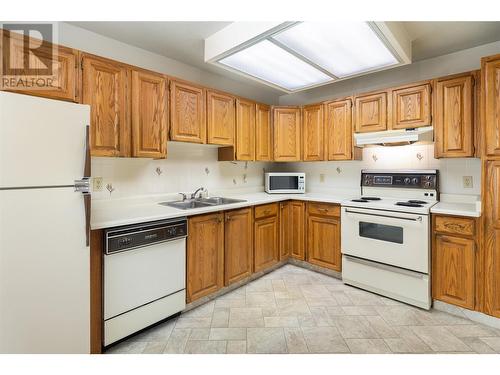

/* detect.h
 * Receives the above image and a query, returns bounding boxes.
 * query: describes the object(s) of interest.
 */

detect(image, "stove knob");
[404,177,411,185]
[412,178,419,185]
[424,181,432,188]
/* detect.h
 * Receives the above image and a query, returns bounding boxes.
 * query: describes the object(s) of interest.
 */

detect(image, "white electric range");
[341,169,439,310]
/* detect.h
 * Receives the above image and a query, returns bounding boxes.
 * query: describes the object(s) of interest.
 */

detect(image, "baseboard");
[433,300,500,330]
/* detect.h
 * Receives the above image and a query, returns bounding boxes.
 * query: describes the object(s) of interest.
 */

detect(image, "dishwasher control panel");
[104,218,187,255]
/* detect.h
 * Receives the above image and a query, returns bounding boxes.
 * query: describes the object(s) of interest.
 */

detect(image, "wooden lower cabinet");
[280,201,305,261]
[186,212,224,303]
[432,214,477,310]
[254,204,279,272]
[224,207,253,285]
[306,203,341,271]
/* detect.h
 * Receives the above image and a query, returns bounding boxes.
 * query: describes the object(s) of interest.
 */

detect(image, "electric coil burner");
[341,169,439,310]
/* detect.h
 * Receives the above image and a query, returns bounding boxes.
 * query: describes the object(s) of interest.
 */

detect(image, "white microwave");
[265,173,305,194]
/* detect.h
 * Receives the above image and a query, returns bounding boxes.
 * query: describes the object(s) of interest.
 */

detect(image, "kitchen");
[1,2,500,372]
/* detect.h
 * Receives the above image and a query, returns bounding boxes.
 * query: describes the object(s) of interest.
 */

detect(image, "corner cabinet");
[280,201,305,261]
[302,104,324,161]
[254,204,279,272]
[273,106,302,161]
[187,213,224,303]
[255,104,273,161]
[306,202,341,271]
[81,54,130,157]
[169,80,206,144]
[354,91,388,133]
[224,207,253,286]
[235,98,256,160]
[391,82,431,129]
[434,73,475,158]
[207,90,235,146]
[131,70,167,158]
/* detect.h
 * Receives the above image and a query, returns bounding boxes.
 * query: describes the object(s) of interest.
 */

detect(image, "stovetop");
[342,196,438,214]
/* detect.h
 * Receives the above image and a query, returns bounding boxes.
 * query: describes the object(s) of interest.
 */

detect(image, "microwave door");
[270,176,299,191]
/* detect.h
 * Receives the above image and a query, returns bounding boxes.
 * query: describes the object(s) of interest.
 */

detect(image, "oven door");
[341,206,429,273]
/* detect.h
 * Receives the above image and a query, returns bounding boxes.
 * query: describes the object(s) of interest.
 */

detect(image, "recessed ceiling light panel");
[272,21,400,78]
[219,39,333,91]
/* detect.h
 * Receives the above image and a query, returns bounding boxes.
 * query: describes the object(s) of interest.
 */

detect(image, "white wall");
[57,22,280,104]
[275,144,481,196]
[278,40,500,105]
[91,142,274,200]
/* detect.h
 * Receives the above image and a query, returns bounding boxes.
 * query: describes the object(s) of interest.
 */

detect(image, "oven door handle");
[344,209,423,222]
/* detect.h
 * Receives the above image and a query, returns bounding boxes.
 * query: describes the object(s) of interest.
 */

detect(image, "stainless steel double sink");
[159,197,247,210]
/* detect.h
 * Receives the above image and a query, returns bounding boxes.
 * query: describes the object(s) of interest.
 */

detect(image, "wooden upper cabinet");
[187,212,224,303]
[235,98,256,160]
[255,104,273,161]
[434,74,474,158]
[302,104,324,161]
[207,90,235,146]
[273,106,302,161]
[433,233,475,309]
[224,208,253,286]
[169,80,206,143]
[484,160,500,318]
[1,30,78,102]
[391,83,431,129]
[354,92,387,133]
[131,70,167,158]
[483,55,500,157]
[326,99,355,160]
[82,54,130,157]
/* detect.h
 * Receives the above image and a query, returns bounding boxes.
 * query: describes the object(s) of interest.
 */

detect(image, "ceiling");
[70,21,500,94]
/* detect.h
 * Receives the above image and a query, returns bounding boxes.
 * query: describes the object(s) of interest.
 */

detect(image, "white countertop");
[430,194,481,218]
[91,191,358,230]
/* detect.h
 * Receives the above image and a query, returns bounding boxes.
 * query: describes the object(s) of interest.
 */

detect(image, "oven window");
[359,222,403,244]
[270,176,298,190]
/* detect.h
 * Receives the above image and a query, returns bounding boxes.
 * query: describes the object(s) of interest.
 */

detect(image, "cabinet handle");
[264,210,271,215]
[319,208,329,212]
[225,216,231,222]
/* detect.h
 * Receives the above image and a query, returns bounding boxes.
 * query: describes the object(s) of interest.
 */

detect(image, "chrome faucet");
[190,187,205,200]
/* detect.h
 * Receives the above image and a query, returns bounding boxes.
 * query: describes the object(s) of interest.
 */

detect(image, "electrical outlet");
[320,174,325,183]
[93,177,103,192]
[463,176,473,188]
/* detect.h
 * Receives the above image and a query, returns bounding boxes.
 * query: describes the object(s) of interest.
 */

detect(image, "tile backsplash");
[92,142,481,200]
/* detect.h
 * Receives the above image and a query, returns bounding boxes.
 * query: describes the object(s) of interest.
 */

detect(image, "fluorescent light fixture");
[219,39,333,91]
[272,22,399,78]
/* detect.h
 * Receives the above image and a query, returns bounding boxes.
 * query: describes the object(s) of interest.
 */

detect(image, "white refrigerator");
[0,92,91,353]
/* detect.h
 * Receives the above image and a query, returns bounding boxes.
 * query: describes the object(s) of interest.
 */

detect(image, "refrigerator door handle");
[76,125,91,246]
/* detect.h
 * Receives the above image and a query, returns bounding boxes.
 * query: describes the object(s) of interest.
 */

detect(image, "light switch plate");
[93,177,103,192]
[463,176,473,188]
[320,174,325,183]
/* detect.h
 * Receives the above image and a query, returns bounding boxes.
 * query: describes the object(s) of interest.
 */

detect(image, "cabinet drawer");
[434,216,475,236]
[307,202,340,217]
[255,203,279,219]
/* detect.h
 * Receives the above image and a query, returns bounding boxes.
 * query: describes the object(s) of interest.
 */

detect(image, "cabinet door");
[1,30,78,102]
[207,90,235,146]
[273,106,302,161]
[255,104,272,161]
[302,104,324,161]
[279,202,291,260]
[169,80,206,143]
[225,208,253,285]
[82,54,130,157]
[326,99,354,160]
[131,70,167,158]
[235,98,256,160]
[354,92,387,133]
[484,160,500,317]
[391,83,431,129]
[254,215,279,272]
[433,234,475,309]
[187,213,224,303]
[434,75,474,158]
[483,56,500,157]
[306,213,341,271]
[290,201,305,260]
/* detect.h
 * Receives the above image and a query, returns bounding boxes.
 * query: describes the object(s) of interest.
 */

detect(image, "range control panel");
[361,170,438,190]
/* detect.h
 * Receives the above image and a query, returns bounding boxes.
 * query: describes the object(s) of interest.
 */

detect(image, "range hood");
[354,126,434,147]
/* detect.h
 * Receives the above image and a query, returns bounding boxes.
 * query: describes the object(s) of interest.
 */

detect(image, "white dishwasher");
[103,218,187,346]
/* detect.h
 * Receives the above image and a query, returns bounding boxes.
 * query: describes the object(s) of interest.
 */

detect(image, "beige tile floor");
[106,264,500,354]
